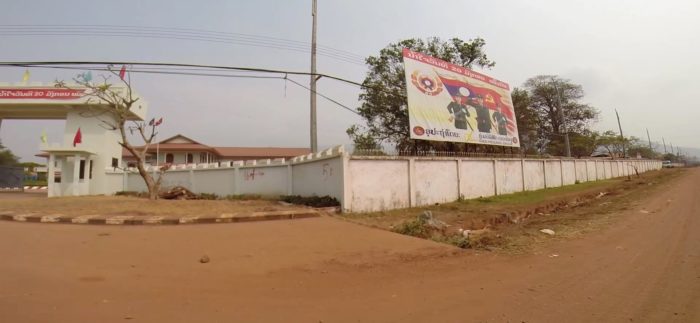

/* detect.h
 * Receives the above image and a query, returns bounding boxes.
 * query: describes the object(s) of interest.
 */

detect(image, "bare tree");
[57,66,169,200]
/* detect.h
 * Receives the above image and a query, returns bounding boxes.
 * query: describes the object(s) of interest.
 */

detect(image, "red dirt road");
[1,169,699,322]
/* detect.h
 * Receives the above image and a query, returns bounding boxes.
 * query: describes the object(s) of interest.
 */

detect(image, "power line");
[0,24,366,60]
[0,62,361,116]
[0,25,366,65]
[0,61,365,87]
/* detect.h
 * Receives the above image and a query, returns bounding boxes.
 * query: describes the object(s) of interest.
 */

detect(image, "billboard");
[403,48,519,147]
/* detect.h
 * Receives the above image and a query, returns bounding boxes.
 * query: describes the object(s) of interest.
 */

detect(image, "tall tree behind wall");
[522,75,599,156]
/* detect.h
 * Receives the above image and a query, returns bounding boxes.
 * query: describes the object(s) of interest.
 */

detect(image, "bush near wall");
[281,195,340,207]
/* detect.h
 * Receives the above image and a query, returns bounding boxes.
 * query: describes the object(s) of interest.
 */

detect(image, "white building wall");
[575,160,588,182]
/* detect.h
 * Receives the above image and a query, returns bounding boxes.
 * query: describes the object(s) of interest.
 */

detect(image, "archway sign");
[0,82,149,197]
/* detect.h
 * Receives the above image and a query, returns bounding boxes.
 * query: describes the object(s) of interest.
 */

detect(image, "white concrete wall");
[496,160,523,195]
[118,147,346,204]
[574,160,588,182]
[562,160,577,185]
[347,159,410,212]
[544,160,563,188]
[236,165,288,196]
[414,160,459,205]
[460,160,496,199]
[523,160,545,191]
[343,157,662,212]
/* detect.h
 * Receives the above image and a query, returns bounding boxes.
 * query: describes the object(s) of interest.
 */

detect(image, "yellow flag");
[22,69,30,82]
[40,130,47,144]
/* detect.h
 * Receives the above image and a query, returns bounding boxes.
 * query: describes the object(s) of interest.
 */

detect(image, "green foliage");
[348,37,496,151]
[0,141,20,166]
[393,216,430,238]
[280,195,340,207]
[435,234,471,249]
[520,76,599,156]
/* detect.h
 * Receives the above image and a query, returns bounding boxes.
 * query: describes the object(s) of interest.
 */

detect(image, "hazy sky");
[1,0,698,161]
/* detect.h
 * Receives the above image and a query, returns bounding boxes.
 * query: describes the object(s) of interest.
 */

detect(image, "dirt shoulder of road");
[0,195,311,217]
[340,168,687,253]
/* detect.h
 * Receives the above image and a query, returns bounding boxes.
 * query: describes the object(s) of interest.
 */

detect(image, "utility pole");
[670,143,674,154]
[552,79,571,157]
[615,109,625,158]
[309,0,318,153]
[646,128,653,151]
[662,137,667,154]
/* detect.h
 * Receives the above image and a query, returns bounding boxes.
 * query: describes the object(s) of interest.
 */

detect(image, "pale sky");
[1,0,698,162]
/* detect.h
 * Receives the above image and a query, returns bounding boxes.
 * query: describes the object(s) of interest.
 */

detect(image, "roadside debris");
[639,210,650,214]
[160,186,198,200]
[595,192,608,199]
[539,229,556,235]
[199,255,210,263]
[419,211,449,231]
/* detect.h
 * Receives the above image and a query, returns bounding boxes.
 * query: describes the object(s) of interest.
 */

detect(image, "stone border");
[0,209,320,225]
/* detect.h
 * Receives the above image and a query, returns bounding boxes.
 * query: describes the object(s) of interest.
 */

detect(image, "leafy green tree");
[511,87,540,154]
[597,130,627,157]
[522,75,598,156]
[348,37,496,152]
[568,130,600,158]
[0,140,20,166]
[627,137,659,159]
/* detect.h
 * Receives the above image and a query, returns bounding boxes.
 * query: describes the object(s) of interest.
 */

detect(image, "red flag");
[155,117,163,126]
[73,128,82,147]
[119,65,126,80]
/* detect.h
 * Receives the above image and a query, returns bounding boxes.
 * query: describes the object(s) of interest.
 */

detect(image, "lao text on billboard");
[403,48,519,147]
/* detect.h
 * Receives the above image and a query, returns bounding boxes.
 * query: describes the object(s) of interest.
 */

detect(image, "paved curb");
[0,210,321,225]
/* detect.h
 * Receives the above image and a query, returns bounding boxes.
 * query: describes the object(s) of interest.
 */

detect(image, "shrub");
[392,217,430,238]
[280,195,340,207]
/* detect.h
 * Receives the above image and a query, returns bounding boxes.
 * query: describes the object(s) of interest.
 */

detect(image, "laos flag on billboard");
[402,48,520,147]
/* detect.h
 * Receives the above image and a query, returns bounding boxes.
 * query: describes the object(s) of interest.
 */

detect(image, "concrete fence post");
[560,159,564,186]
[408,158,416,207]
[286,164,293,195]
[521,159,526,191]
[189,169,196,192]
[233,167,240,195]
[457,159,463,199]
[542,160,547,189]
[493,159,499,195]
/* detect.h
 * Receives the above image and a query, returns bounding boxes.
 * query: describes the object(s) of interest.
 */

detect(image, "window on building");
[165,153,174,163]
[112,158,119,168]
[186,153,194,164]
[89,160,93,179]
[79,159,86,180]
[200,152,208,163]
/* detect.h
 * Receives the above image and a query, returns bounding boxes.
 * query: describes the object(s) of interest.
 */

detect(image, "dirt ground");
[1,168,699,322]
[0,195,309,216]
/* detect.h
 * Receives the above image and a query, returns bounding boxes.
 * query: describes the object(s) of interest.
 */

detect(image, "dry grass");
[0,195,308,217]
[341,168,686,253]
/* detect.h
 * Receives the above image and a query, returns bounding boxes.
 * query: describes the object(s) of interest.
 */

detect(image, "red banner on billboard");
[0,88,86,100]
